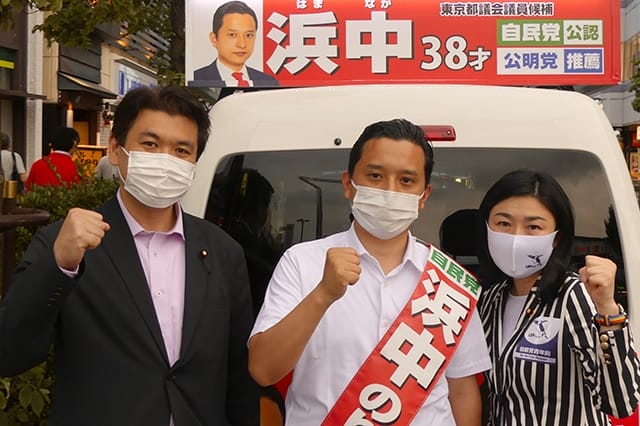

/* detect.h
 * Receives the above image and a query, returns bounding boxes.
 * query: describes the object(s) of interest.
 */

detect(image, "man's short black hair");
[348,118,434,186]
[212,1,258,35]
[51,127,80,152]
[111,86,211,159]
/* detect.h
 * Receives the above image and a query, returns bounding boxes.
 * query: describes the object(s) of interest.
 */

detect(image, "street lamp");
[298,176,342,239]
[296,218,309,242]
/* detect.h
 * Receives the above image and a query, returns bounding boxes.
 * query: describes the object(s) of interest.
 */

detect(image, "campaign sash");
[321,246,482,426]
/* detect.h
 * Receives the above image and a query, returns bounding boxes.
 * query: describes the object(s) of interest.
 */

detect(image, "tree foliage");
[0,0,184,85]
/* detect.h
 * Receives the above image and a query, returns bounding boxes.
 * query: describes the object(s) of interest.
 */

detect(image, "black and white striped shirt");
[479,273,640,426]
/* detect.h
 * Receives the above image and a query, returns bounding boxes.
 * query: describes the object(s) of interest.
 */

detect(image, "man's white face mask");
[350,180,423,240]
[486,223,557,279]
[121,147,196,209]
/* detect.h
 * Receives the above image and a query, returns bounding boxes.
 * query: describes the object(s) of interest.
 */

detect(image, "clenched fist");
[579,255,618,316]
[317,247,361,304]
[53,208,111,270]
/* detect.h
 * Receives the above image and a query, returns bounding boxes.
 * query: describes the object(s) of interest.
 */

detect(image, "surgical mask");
[350,181,423,240]
[486,224,557,279]
[121,148,196,209]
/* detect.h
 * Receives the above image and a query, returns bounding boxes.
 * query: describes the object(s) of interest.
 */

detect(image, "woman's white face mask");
[486,223,557,279]
[350,181,424,240]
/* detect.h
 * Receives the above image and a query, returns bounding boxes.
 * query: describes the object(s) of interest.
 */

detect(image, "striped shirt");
[479,273,640,426]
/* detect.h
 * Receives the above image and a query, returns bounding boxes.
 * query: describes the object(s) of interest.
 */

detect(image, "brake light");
[420,125,456,141]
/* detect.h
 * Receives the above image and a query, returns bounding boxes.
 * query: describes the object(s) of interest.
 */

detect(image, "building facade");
[0,7,45,169]
[2,5,161,175]
[581,0,640,196]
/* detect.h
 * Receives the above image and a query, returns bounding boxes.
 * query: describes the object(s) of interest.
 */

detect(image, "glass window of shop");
[204,147,630,312]
[622,33,640,81]
[0,48,15,90]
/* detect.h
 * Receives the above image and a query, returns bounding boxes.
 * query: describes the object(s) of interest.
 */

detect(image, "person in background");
[0,131,27,185]
[249,118,490,425]
[226,168,279,317]
[0,86,259,425]
[94,151,120,180]
[25,127,81,190]
[225,168,286,422]
[477,169,640,425]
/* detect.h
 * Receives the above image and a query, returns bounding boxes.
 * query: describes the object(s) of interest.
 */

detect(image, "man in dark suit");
[0,86,259,425]
[191,1,278,88]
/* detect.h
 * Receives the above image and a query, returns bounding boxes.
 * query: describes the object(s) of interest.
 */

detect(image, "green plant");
[0,352,52,426]
[1,177,119,425]
[15,177,119,262]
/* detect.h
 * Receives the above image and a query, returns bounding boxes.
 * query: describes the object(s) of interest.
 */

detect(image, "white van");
[182,84,640,423]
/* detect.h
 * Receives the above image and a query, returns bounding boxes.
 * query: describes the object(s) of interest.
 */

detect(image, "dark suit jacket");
[191,60,279,87]
[0,197,259,426]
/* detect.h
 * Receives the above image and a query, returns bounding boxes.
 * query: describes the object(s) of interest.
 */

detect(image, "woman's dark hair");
[111,86,210,159]
[477,169,575,302]
[347,118,434,186]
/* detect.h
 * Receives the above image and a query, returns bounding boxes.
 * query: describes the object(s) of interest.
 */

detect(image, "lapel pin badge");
[200,249,208,258]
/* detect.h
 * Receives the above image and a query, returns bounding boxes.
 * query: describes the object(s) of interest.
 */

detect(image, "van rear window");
[204,148,629,313]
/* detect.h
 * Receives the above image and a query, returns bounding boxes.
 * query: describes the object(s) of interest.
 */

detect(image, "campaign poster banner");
[185,0,620,88]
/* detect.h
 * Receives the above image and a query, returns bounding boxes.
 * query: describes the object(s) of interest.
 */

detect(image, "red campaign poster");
[186,0,620,88]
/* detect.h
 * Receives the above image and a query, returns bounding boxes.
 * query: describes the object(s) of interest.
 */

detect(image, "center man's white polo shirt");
[251,224,491,425]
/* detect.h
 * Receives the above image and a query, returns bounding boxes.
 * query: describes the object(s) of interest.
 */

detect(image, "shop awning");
[58,72,118,99]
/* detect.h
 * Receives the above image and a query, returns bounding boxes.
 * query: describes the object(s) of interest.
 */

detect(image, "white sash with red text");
[321,245,482,425]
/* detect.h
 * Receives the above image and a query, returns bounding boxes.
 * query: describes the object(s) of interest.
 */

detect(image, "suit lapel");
[178,214,210,362]
[212,60,227,86]
[246,67,257,81]
[99,197,169,364]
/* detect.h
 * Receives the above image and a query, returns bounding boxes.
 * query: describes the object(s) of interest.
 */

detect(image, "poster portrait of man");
[187,0,279,88]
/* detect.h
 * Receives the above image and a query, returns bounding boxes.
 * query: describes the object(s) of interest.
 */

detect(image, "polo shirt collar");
[345,223,424,274]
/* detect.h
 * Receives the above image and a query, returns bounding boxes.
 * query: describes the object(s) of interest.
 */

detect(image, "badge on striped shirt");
[514,316,561,364]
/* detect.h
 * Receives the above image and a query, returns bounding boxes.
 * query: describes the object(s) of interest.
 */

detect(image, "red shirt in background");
[25,151,81,190]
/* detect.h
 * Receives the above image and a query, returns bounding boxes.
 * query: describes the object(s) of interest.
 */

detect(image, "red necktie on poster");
[231,72,250,87]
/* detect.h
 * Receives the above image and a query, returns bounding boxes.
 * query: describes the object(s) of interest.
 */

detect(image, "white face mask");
[486,223,558,279]
[350,180,423,240]
[121,148,196,209]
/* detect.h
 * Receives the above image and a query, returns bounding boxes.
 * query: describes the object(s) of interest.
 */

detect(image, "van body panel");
[183,84,640,366]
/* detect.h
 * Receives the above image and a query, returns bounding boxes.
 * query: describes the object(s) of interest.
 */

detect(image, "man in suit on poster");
[192,1,279,88]
[0,86,259,426]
